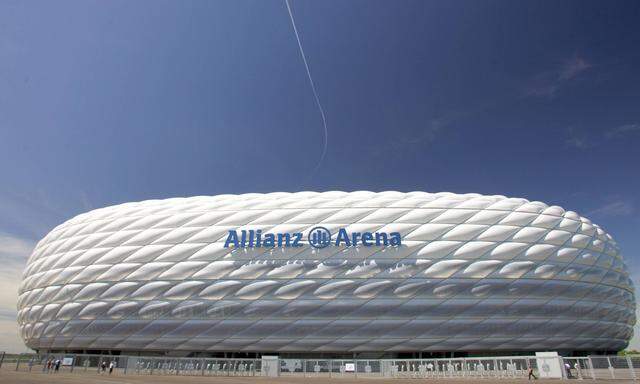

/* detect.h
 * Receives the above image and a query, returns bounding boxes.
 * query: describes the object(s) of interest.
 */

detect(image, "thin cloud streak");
[564,123,640,150]
[284,0,328,176]
[524,56,592,98]
[606,123,640,139]
[559,56,592,81]
[565,127,593,149]
[587,200,634,217]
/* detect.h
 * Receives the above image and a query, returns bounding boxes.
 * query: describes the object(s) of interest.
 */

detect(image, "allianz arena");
[17,191,635,356]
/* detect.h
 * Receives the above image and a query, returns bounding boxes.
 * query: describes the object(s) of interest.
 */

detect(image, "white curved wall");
[17,191,636,353]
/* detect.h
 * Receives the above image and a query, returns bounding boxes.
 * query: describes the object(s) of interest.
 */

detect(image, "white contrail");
[284,0,328,174]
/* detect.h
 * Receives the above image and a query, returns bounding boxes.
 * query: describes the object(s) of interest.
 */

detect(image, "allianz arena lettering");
[223,228,402,249]
[17,191,635,354]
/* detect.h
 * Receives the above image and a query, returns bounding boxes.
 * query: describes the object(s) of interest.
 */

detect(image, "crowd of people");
[43,358,116,374]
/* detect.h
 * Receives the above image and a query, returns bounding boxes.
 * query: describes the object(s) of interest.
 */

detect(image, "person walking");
[528,366,537,380]
[564,362,573,378]
[54,359,60,373]
[100,361,107,374]
[109,361,115,375]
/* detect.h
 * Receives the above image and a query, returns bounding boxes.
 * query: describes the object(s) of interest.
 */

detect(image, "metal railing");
[2,351,640,380]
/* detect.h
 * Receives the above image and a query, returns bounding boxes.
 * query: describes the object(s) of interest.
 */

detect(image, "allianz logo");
[224,226,402,249]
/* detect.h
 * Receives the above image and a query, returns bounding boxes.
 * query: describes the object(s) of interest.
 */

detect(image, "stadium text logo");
[223,227,401,249]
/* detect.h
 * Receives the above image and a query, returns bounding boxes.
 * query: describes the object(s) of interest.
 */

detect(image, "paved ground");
[0,370,637,384]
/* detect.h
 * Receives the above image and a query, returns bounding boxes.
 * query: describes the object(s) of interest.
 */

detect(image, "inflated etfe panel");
[17,191,635,353]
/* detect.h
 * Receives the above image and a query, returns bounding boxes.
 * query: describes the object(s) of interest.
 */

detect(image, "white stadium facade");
[17,191,635,357]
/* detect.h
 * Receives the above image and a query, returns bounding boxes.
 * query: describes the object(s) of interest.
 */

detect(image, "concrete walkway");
[0,370,636,384]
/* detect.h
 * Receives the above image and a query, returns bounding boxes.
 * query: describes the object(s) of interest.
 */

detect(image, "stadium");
[16,191,636,357]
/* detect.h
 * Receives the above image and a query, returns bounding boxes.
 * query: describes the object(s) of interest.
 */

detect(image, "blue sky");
[1,0,639,351]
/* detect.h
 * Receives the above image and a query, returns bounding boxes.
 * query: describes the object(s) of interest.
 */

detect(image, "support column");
[627,356,637,381]
[15,354,22,371]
